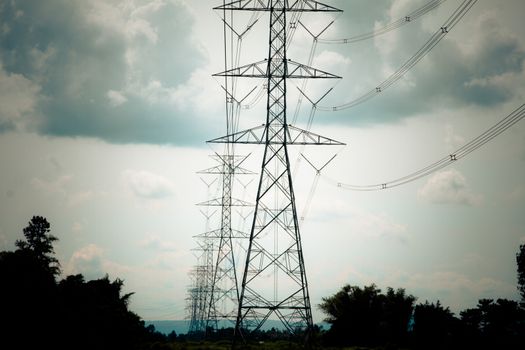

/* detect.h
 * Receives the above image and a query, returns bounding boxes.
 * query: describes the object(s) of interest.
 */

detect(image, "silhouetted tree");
[58,274,150,350]
[382,287,417,345]
[319,284,415,347]
[412,300,459,349]
[167,330,178,341]
[460,298,524,349]
[0,217,65,348]
[518,244,525,303]
[459,306,482,343]
[15,215,60,277]
[1,216,169,350]
[0,248,59,348]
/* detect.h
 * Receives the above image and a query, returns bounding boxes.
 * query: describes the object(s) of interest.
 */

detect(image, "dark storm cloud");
[412,24,523,107]
[314,0,525,125]
[0,0,211,145]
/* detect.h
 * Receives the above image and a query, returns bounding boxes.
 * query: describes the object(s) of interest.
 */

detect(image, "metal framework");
[187,178,216,335]
[197,154,253,332]
[211,0,344,341]
[187,263,213,334]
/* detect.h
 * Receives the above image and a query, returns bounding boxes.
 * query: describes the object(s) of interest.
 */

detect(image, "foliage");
[15,215,60,277]
[460,298,525,349]
[0,248,59,348]
[0,216,164,350]
[517,244,525,303]
[3,216,525,349]
[319,284,416,347]
[57,274,156,350]
[412,300,460,349]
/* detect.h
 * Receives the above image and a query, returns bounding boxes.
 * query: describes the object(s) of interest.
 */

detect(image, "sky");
[1,0,524,324]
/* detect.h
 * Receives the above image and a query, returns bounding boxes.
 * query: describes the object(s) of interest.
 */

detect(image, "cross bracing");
[208,0,345,343]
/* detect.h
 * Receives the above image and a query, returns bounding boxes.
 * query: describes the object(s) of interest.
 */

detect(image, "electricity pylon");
[187,177,217,335]
[197,154,253,332]
[210,0,344,341]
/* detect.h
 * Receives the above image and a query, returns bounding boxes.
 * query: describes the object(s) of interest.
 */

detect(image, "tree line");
[0,216,167,350]
[318,246,525,349]
[1,216,524,349]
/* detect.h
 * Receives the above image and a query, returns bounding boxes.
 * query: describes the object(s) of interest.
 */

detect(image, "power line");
[319,0,448,44]
[317,0,478,112]
[323,103,525,191]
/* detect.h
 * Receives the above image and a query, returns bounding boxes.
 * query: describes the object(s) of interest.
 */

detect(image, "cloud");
[444,124,465,152]
[31,175,72,196]
[402,270,517,311]
[312,199,408,243]
[0,0,210,145]
[65,244,105,279]
[314,50,352,72]
[30,174,99,207]
[65,243,132,280]
[418,169,483,206]
[107,89,127,107]
[0,62,41,131]
[139,235,178,252]
[398,5,524,109]
[349,209,408,243]
[123,169,175,199]
[67,191,96,207]
[318,1,525,125]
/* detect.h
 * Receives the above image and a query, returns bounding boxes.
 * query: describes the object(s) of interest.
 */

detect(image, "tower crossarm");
[214,60,269,78]
[214,0,342,12]
[287,60,341,78]
[197,165,255,175]
[197,197,253,207]
[214,59,341,79]
[208,124,345,145]
[198,153,256,175]
[194,228,249,240]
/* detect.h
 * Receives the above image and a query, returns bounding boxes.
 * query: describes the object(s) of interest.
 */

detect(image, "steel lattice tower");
[210,0,344,340]
[187,177,217,335]
[197,154,253,332]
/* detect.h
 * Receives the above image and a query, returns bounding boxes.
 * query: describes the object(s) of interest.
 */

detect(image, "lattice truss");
[209,0,344,340]
[187,0,345,340]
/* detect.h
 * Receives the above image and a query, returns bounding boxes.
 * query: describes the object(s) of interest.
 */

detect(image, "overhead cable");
[324,103,525,191]
[319,0,448,44]
[317,0,478,112]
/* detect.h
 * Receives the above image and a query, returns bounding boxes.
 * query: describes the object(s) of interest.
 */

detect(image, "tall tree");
[413,300,459,349]
[382,287,417,344]
[15,215,60,277]
[1,217,61,349]
[460,298,524,348]
[517,244,525,303]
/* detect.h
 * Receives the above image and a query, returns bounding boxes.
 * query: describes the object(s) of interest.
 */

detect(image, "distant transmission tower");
[209,0,344,341]
[187,177,217,335]
[195,0,258,334]
[197,154,253,332]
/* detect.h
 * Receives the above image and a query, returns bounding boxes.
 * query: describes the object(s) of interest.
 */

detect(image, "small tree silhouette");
[15,215,60,277]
